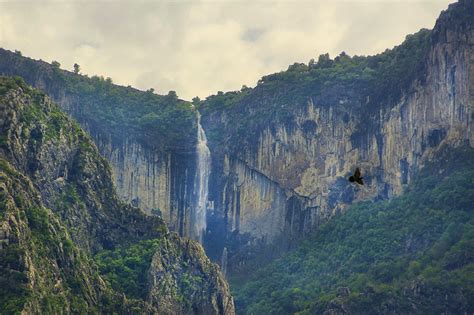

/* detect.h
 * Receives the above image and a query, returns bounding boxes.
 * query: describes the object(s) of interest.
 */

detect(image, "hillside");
[0,76,234,314]
[0,47,199,229]
[0,49,196,153]
[0,1,473,309]
[232,145,474,314]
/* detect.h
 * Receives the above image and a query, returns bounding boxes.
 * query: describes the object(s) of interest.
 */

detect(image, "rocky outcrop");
[148,234,235,315]
[0,80,165,253]
[0,78,234,313]
[0,157,112,313]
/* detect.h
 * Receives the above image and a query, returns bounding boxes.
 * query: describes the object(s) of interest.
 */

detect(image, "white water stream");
[194,111,211,243]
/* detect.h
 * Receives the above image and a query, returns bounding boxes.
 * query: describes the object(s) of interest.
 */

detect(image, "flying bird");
[349,167,364,185]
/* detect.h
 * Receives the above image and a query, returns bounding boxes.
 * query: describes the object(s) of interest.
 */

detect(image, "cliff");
[148,234,234,315]
[0,52,198,237]
[0,1,472,272]
[198,0,474,262]
[233,145,474,314]
[0,77,234,313]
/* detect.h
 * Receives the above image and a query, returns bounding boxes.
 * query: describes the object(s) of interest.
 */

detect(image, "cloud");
[0,0,453,100]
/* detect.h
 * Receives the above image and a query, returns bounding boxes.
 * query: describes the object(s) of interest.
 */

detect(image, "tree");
[241,85,250,92]
[192,96,201,105]
[51,61,61,69]
[317,53,333,68]
[335,51,350,64]
[167,90,178,101]
[73,63,81,74]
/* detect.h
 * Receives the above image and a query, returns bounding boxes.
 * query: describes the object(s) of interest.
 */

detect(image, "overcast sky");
[0,0,453,100]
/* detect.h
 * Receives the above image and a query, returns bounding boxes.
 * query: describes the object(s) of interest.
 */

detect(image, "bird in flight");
[349,167,364,185]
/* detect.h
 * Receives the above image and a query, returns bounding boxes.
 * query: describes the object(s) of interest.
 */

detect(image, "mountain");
[232,145,474,314]
[197,0,473,262]
[0,51,199,237]
[0,76,234,314]
[0,0,472,301]
[234,147,474,314]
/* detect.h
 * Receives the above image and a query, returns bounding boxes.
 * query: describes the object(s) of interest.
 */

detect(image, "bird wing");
[355,167,361,178]
[356,177,364,185]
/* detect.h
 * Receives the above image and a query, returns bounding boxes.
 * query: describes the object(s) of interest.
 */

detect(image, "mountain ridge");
[0,2,472,309]
[0,76,234,314]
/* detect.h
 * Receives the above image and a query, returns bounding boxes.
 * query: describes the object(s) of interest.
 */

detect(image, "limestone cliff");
[1,1,472,272]
[200,0,474,262]
[0,77,234,313]
[0,53,197,237]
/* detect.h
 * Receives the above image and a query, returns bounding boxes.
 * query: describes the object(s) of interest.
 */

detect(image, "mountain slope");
[0,51,195,153]
[0,154,113,313]
[232,146,474,314]
[1,0,472,287]
[197,0,473,263]
[0,47,198,233]
[0,76,234,314]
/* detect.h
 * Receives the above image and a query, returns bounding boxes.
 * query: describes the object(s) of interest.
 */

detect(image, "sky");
[0,0,454,100]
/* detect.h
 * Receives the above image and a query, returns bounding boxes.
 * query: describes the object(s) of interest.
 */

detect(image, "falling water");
[194,111,211,244]
[221,247,228,276]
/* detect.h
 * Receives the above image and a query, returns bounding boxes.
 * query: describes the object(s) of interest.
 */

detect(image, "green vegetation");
[0,178,29,314]
[60,74,196,151]
[0,76,29,96]
[0,51,196,152]
[0,76,74,144]
[94,239,161,299]
[0,242,29,314]
[232,147,474,314]
[200,29,431,151]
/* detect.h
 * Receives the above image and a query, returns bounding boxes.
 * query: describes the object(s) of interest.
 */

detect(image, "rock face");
[0,78,234,313]
[147,234,235,315]
[0,1,472,269]
[0,153,111,313]
[0,53,198,237]
[200,0,474,261]
[88,135,196,236]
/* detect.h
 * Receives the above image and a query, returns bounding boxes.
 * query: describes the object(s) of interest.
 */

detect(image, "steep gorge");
[198,0,474,264]
[0,0,472,273]
[0,77,234,313]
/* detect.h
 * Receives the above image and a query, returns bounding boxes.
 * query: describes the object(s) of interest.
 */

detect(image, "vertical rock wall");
[202,1,474,261]
[91,136,196,236]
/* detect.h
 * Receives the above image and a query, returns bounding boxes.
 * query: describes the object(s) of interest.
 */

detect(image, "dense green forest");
[231,146,474,314]
[0,49,196,152]
[94,239,161,300]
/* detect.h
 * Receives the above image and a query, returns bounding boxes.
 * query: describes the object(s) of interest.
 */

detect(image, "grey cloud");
[242,28,266,42]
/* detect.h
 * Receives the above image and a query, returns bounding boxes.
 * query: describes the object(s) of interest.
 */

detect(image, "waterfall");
[194,111,211,244]
[221,247,228,276]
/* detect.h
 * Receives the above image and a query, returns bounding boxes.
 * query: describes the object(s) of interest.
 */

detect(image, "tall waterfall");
[194,111,211,244]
